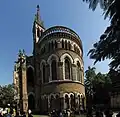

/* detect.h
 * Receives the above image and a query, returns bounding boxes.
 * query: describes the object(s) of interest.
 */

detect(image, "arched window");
[27,67,34,85]
[28,94,35,110]
[62,40,64,48]
[68,41,71,50]
[41,30,43,36]
[70,94,75,110]
[65,40,67,49]
[37,28,40,37]
[78,95,80,109]
[65,58,71,79]
[51,60,57,80]
[49,42,51,51]
[42,64,46,83]
[74,45,77,52]
[51,41,54,50]
[65,94,69,109]
[55,41,57,48]
[77,61,81,81]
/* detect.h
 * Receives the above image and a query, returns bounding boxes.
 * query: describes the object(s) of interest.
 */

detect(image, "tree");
[85,66,96,110]
[85,67,112,109]
[0,84,15,107]
[85,66,96,96]
[83,0,120,71]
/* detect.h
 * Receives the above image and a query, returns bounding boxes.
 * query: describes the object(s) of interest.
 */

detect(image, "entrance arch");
[27,66,34,85]
[28,94,35,110]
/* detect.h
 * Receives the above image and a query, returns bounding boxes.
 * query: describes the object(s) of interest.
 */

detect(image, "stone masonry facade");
[13,5,86,114]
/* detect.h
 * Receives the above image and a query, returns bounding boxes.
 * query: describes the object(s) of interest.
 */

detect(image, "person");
[28,113,33,117]
[87,108,93,117]
[95,110,103,117]
[104,109,113,117]
[15,112,20,117]
[28,110,31,115]
[0,112,3,117]
[6,112,12,117]
[22,112,26,117]
[59,111,63,117]
[117,112,120,117]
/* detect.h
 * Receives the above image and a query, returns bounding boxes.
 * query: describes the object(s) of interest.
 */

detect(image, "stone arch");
[64,57,71,80]
[64,94,69,109]
[40,60,47,83]
[65,40,67,49]
[27,65,34,70]
[47,54,59,81]
[28,93,35,110]
[74,58,83,82]
[77,93,81,97]
[81,94,85,110]
[69,93,74,97]
[74,58,82,68]
[43,94,47,99]
[28,92,35,97]
[74,44,77,52]
[61,39,65,48]
[60,53,73,64]
[55,40,57,48]
[37,27,40,37]
[27,66,34,85]
[41,94,48,112]
[50,93,56,99]
[51,41,54,49]
[47,54,59,64]
[63,93,69,98]
[70,93,75,110]
[55,94,60,99]
[49,94,56,110]
[51,59,57,80]
[60,53,73,80]
[68,41,71,50]
[77,61,81,81]
[49,42,51,51]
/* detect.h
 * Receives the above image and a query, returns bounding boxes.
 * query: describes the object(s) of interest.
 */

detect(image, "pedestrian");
[15,112,20,117]
[117,112,120,117]
[28,113,33,117]
[0,112,3,117]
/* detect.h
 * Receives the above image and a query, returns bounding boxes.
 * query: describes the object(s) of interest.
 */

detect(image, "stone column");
[80,69,84,84]
[110,95,113,108]
[46,64,50,82]
[71,45,74,51]
[84,96,86,110]
[58,62,63,80]
[48,96,50,112]
[72,64,77,81]
[57,41,62,48]
[22,66,28,113]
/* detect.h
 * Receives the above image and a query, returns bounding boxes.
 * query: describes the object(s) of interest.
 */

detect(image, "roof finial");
[36,5,40,21]
[37,5,40,11]
[34,5,44,28]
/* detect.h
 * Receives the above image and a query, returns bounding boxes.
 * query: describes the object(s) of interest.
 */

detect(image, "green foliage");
[85,66,112,107]
[0,84,15,107]
[83,0,120,71]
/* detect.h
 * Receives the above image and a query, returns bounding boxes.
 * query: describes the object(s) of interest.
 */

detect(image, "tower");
[32,5,45,52]
[13,50,28,113]
[32,5,45,112]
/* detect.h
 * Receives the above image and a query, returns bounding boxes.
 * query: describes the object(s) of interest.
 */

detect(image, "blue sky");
[0,0,110,85]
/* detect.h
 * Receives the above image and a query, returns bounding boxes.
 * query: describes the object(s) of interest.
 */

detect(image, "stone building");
[13,5,86,113]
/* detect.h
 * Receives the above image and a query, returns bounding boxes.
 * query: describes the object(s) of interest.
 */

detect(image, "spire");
[36,5,40,22]
[34,5,44,28]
